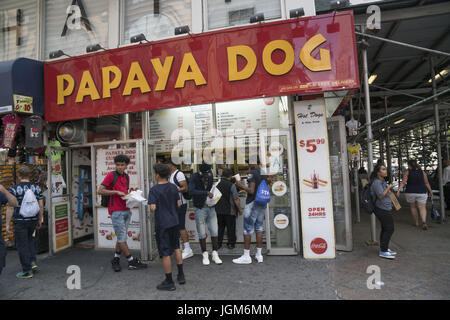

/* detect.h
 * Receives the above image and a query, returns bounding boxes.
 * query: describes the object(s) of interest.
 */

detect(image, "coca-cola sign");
[310,237,328,255]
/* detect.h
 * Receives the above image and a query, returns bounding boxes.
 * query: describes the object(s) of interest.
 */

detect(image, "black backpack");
[362,182,377,214]
[173,170,192,200]
[101,172,130,207]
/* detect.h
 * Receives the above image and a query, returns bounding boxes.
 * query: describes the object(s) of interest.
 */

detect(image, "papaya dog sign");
[44,11,359,122]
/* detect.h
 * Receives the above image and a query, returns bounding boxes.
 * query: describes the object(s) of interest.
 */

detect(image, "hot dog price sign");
[294,98,335,259]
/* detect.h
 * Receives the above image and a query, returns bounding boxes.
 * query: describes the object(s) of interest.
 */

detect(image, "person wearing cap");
[188,163,222,265]
[233,157,270,264]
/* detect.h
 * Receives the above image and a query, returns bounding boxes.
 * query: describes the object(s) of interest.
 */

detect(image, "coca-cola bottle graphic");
[312,171,319,189]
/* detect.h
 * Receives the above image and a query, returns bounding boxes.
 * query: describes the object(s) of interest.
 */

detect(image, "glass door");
[264,129,300,255]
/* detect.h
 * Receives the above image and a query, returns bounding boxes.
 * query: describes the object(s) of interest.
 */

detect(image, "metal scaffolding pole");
[385,97,392,183]
[350,99,361,223]
[361,34,377,244]
[430,57,446,222]
[421,125,427,171]
[445,119,450,160]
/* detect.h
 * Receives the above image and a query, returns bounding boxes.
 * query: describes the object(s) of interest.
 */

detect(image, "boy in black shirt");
[148,163,185,291]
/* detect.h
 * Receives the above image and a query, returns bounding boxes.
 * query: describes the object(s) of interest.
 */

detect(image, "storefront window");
[0,0,38,61]
[44,0,109,59]
[207,0,281,30]
[121,0,192,44]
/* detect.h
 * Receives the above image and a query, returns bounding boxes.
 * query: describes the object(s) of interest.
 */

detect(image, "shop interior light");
[428,69,448,83]
[174,25,190,36]
[289,8,305,19]
[49,50,71,59]
[368,74,377,84]
[86,44,107,53]
[394,118,405,125]
[330,0,349,10]
[130,33,149,44]
[249,13,265,24]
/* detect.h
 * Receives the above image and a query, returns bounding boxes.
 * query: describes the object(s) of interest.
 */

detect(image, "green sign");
[55,203,68,220]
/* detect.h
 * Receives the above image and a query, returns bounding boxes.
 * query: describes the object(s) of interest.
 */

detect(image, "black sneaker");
[128,258,147,270]
[157,279,176,291]
[227,244,235,250]
[177,273,186,285]
[111,257,121,272]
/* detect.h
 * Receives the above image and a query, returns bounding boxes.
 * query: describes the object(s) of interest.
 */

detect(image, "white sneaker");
[255,254,264,263]
[202,252,210,265]
[211,251,223,265]
[232,254,252,264]
[182,248,194,260]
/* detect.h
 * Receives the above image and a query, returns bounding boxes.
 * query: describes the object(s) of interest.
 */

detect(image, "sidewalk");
[0,197,449,300]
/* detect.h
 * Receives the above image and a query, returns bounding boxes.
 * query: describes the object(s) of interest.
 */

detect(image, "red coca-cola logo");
[189,212,195,220]
[310,238,327,254]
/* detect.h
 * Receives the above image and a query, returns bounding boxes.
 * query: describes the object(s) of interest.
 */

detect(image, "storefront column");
[429,56,446,222]
[120,114,130,140]
[350,99,361,223]
[385,97,392,183]
[361,32,377,244]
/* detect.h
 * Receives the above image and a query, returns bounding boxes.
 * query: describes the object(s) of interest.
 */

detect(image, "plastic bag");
[431,204,441,221]
[122,190,147,208]
[206,181,222,207]
[19,189,40,218]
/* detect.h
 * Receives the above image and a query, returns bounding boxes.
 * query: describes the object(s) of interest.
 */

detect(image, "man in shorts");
[98,154,147,272]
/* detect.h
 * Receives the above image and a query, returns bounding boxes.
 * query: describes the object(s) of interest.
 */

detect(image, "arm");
[5,206,14,234]
[236,180,255,195]
[231,184,243,215]
[98,185,126,197]
[177,199,182,208]
[37,199,44,229]
[376,184,394,200]
[0,185,18,207]
[423,171,433,197]
[397,171,408,197]
[188,175,209,196]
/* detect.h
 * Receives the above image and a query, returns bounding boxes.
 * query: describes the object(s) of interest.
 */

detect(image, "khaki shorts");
[405,193,428,204]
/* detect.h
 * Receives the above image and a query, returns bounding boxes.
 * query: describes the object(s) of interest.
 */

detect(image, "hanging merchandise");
[1,114,22,149]
[345,118,360,136]
[77,166,92,220]
[46,139,64,174]
[348,143,361,162]
[51,173,66,197]
[23,115,44,149]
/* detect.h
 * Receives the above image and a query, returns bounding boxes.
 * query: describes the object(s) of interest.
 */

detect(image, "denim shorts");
[194,206,218,240]
[111,210,131,243]
[243,201,266,235]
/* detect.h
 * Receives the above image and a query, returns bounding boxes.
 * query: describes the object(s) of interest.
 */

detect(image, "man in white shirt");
[167,159,193,259]
[443,160,450,209]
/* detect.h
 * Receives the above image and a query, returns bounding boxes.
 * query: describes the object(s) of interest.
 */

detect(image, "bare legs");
[115,242,130,257]
[409,202,428,228]
[409,203,419,227]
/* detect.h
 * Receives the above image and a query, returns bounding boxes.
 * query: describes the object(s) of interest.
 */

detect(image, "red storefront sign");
[44,11,359,122]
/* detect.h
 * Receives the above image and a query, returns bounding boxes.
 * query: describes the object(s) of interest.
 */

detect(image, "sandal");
[422,223,428,230]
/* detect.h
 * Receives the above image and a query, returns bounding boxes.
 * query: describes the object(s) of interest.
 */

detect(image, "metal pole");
[445,119,449,159]
[350,99,361,223]
[361,34,377,244]
[430,57,446,222]
[421,125,427,171]
[385,97,392,183]
[355,31,450,58]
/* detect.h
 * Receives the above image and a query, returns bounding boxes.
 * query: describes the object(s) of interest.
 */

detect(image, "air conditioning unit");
[56,120,86,144]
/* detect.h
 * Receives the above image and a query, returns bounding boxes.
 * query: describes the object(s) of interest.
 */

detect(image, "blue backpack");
[254,180,271,205]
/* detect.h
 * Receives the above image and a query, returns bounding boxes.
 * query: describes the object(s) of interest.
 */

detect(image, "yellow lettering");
[227,45,257,81]
[102,66,122,98]
[57,74,75,105]
[300,34,331,72]
[262,40,294,76]
[123,62,151,96]
[175,53,207,88]
[151,56,174,91]
[75,71,100,103]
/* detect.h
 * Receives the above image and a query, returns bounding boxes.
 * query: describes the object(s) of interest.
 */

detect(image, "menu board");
[294,98,336,259]
[52,201,71,252]
[149,105,213,152]
[215,98,280,132]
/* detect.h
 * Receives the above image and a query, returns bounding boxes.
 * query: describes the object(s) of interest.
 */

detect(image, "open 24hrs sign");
[13,94,34,114]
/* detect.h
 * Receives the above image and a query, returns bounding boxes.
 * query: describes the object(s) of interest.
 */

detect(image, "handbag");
[206,180,222,207]
[431,204,440,221]
[254,180,271,205]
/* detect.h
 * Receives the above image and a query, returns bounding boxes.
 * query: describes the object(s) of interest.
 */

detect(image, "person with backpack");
[167,159,193,259]
[5,166,44,278]
[98,154,147,272]
[215,168,243,250]
[369,163,397,260]
[233,157,272,264]
[0,184,19,276]
[188,162,222,265]
[396,160,433,230]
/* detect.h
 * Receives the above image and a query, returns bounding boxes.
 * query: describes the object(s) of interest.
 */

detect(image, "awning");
[0,58,44,116]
